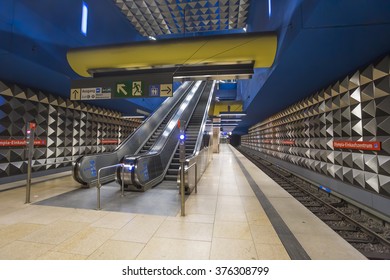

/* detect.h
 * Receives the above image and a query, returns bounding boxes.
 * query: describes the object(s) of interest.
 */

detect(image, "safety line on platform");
[231,146,311,260]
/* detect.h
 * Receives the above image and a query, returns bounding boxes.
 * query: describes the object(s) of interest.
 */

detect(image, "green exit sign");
[115,81,145,97]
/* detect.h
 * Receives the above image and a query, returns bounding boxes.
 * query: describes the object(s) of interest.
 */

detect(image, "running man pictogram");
[132,81,143,96]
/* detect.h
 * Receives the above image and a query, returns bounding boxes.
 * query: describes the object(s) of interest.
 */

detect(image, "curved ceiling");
[1,0,390,133]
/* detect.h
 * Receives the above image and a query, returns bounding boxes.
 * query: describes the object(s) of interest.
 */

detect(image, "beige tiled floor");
[0,144,290,260]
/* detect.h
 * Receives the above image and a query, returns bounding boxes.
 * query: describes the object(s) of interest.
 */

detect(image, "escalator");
[120,80,215,191]
[164,81,213,181]
[137,86,191,154]
[72,81,195,186]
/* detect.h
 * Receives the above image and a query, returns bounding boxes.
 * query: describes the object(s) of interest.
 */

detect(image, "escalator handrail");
[114,81,194,156]
[149,81,205,153]
[134,82,194,155]
[186,80,216,160]
[72,81,194,185]
[130,81,207,189]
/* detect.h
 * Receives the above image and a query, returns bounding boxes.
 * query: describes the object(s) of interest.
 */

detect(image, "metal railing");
[185,162,198,194]
[178,162,198,216]
[96,163,125,210]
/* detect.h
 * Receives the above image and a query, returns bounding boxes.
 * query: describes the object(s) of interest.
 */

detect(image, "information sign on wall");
[0,139,47,147]
[333,141,381,151]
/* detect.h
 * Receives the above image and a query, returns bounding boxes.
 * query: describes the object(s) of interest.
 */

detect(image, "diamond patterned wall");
[114,0,250,36]
[241,55,390,197]
[0,81,141,178]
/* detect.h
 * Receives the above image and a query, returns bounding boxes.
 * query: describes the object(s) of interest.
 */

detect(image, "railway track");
[238,146,390,260]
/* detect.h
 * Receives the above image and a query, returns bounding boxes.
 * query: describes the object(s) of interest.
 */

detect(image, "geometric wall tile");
[376,96,390,116]
[363,118,377,136]
[328,164,335,177]
[349,71,360,90]
[375,56,390,75]
[360,65,375,85]
[333,123,342,137]
[343,167,353,184]
[364,154,378,173]
[351,104,362,119]
[340,92,350,107]
[377,116,390,135]
[334,151,343,166]
[335,165,343,180]
[365,172,379,192]
[361,82,375,102]
[0,79,140,180]
[362,100,376,118]
[378,174,390,194]
[339,77,349,93]
[353,169,365,188]
[242,56,390,199]
[350,88,361,104]
[351,120,363,136]
[378,155,390,175]
[341,107,351,121]
[374,76,390,99]
[381,138,390,154]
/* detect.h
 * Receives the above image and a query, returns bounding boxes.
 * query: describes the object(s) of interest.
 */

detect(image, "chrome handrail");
[96,163,126,210]
[189,80,216,159]
[185,162,198,194]
[178,162,197,216]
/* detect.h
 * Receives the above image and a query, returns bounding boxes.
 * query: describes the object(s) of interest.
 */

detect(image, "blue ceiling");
[1,0,390,133]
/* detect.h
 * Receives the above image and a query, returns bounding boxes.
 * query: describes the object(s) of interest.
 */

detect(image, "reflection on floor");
[35,181,181,216]
[0,144,365,260]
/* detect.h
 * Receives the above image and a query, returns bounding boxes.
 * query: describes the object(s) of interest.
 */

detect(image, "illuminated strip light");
[218,113,246,117]
[212,124,238,126]
[121,116,145,119]
[81,1,88,36]
[268,0,272,17]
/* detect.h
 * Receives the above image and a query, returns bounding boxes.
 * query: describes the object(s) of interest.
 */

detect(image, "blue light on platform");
[319,185,331,193]
[179,134,185,140]
[81,1,88,36]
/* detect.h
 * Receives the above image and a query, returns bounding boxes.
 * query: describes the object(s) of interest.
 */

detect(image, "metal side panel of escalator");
[121,80,215,191]
[72,81,195,187]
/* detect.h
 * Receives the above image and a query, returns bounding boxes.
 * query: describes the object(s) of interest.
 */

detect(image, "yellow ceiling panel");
[67,33,277,77]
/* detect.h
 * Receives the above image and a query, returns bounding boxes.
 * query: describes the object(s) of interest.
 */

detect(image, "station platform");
[0,144,366,260]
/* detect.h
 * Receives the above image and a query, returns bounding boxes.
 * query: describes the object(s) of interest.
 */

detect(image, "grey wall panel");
[0,80,141,180]
[242,54,390,203]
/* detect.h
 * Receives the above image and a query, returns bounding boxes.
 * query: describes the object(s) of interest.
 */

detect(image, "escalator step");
[164,175,177,181]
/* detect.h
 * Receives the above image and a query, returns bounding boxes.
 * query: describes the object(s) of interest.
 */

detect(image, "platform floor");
[0,144,366,260]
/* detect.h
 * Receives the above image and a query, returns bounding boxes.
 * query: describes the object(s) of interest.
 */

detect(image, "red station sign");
[0,139,47,147]
[333,140,381,151]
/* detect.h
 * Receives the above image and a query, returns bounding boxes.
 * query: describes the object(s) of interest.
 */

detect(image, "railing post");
[97,168,102,210]
[194,162,197,194]
[179,119,186,216]
[121,164,125,197]
[96,163,127,210]
[25,123,35,204]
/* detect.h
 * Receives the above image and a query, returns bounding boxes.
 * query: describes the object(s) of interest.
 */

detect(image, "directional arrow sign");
[160,84,173,97]
[115,82,132,97]
[70,88,81,100]
[117,84,128,96]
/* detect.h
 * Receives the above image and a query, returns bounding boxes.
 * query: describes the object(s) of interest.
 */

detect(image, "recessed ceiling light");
[81,1,88,36]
